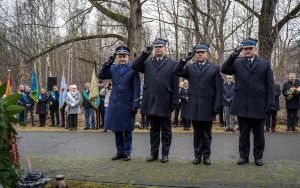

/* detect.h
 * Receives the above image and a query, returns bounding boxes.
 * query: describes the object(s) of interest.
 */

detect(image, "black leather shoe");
[192,158,201,165]
[255,159,263,166]
[123,155,131,161]
[83,127,90,130]
[146,155,158,162]
[161,156,169,163]
[237,158,249,165]
[203,158,211,165]
[111,154,124,160]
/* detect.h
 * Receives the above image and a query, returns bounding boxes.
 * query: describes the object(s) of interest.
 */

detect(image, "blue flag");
[30,65,39,103]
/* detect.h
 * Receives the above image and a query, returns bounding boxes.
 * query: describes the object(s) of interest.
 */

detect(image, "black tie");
[248,59,252,68]
[199,63,204,70]
[156,59,162,67]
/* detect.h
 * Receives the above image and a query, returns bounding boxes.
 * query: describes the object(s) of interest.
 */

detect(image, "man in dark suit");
[282,73,300,131]
[222,75,235,132]
[99,46,141,161]
[175,44,223,165]
[132,38,179,163]
[221,38,275,166]
[265,83,281,132]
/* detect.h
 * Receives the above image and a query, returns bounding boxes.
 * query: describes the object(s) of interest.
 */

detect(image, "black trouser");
[265,112,277,130]
[192,121,212,160]
[219,106,224,125]
[287,109,298,130]
[238,117,265,160]
[69,114,78,130]
[174,105,181,126]
[141,113,149,129]
[39,114,47,127]
[60,108,66,127]
[182,117,191,129]
[50,107,60,126]
[148,115,172,157]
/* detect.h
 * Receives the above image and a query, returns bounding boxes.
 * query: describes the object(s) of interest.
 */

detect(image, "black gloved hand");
[184,51,196,62]
[106,53,116,65]
[212,107,222,115]
[144,46,153,54]
[266,105,276,114]
[231,46,243,57]
[132,107,138,115]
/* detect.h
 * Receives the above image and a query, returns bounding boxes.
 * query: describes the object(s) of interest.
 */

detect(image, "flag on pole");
[4,70,12,97]
[30,64,39,103]
[59,72,67,109]
[89,69,100,108]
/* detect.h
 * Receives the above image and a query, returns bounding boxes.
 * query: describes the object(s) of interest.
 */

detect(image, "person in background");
[179,80,191,131]
[82,83,96,130]
[265,83,281,132]
[102,82,112,132]
[37,88,49,127]
[49,85,60,127]
[99,82,106,129]
[223,75,235,132]
[17,84,26,123]
[24,85,35,126]
[174,82,184,127]
[282,73,300,131]
[65,85,81,131]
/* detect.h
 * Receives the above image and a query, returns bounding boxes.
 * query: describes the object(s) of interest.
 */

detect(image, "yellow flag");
[89,69,100,108]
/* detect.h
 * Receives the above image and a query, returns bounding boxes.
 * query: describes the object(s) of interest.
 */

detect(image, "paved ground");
[18,131,300,187]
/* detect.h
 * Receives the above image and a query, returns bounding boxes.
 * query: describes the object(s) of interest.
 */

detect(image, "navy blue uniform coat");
[175,60,223,121]
[131,52,179,117]
[221,54,275,119]
[99,62,141,131]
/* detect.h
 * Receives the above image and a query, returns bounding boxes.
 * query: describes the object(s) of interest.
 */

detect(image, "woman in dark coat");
[37,88,49,127]
[98,46,141,161]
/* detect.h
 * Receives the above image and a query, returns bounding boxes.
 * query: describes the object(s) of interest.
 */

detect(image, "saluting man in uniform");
[221,38,275,166]
[98,46,141,161]
[132,38,179,163]
[175,44,223,165]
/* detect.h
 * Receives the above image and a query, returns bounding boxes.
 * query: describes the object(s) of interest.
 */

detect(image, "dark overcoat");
[282,80,300,109]
[222,82,235,106]
[221,54,275,119]
[274,84,281,110]
[131,52,179,117]
[179,88,190,118]
[37,93,49,114]
[175,60,223,122]
[98,62,141,131]
[48,91,59,110]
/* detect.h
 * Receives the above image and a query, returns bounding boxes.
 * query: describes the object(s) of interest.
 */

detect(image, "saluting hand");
[106,53,116,65]
[181,51,195,64]
[144,46,153,54]
[231,46,243,57]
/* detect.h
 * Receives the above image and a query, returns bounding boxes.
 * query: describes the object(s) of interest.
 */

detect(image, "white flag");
[59,73,67,109]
